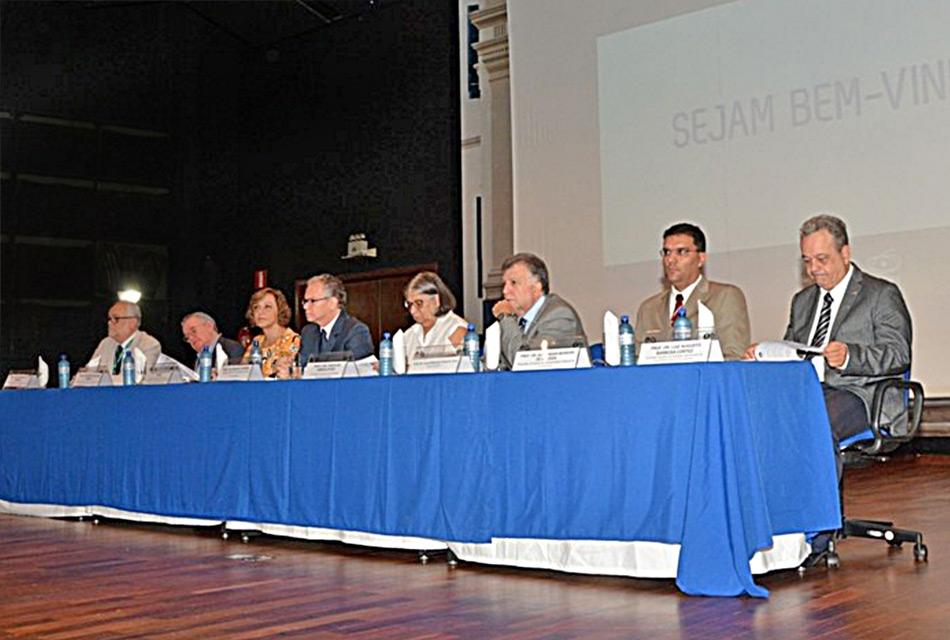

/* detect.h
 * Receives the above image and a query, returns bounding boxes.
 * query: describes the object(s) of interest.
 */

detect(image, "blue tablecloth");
[0,362,840,597]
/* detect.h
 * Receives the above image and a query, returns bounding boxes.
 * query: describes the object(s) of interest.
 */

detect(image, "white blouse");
[404,311,468,364]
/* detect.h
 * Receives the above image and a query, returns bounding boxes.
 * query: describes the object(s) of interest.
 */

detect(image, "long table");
[0,362,840,597]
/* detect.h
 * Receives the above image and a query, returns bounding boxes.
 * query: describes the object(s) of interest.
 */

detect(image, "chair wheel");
[826,553,841,569]
[914,544,928,561]
[887,540,903,548]
[241,534,250,543]
[221,531,229,540]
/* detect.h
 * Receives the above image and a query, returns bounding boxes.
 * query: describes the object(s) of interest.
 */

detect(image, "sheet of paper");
[484,322,501,370]
[697,300,715,334]
[603,311,620,366]
[37,356,49,387]
[392,329,406,375]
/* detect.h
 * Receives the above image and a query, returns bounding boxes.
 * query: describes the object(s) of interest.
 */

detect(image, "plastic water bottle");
[672,307,693,341]
[198,346,213,382]
[463,324,480,372]
[249,339,263,368]
[121,349,136,385]
[57,354,71,388]
[379,332,393,376]
[619,316,635,366]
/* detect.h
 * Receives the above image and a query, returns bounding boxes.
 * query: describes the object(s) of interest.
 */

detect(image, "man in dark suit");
[181,312,245,367]
[748,214,912,469]
[491,252,587,370]
[298,273,374,363]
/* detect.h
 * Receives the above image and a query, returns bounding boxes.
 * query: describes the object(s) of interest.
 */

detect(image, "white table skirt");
[2,499,809,577]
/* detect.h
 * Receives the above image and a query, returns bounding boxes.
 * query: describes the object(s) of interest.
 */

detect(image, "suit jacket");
[499,293,587,370]
[299,311,375,363]
[635,278,750,360]
[784,265,912,433]
[88,330,163,373]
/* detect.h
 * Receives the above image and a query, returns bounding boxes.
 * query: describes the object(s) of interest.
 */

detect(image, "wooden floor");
[2,455,949,640]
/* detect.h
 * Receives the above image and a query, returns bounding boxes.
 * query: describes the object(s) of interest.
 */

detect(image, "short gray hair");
[307,273,347,308]
[181,311,217,331]
[501,253,550,295]
[800,214,849,250]
[405,271,456,316]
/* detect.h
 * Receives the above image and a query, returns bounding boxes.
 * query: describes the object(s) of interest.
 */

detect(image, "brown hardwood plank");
[1,454,949,639]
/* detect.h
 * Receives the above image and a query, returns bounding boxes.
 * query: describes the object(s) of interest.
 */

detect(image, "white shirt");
[404,311,468,364]
[807,264,854,348]
[668,275,703,317]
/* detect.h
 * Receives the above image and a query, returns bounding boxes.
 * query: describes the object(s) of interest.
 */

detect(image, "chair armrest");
[862,378,924,454]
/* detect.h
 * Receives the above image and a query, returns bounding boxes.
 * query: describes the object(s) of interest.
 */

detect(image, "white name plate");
[638,340,713,365]
[303,361,358,379]
[142,366,181,385]
[407,355,476,375]
[217,364,264,382]
[512,347,591,371]
[3,372,41,389]
[72,370,113,387]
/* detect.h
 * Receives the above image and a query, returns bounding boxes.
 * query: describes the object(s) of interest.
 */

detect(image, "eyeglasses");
[182,328,200,341]
[404,298,428,310]
[660,248,701,258]
[107,315,136,323]
[302,296,332,306]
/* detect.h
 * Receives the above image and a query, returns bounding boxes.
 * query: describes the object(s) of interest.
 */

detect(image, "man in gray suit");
[749,214,912,459]
[492,253,587,370]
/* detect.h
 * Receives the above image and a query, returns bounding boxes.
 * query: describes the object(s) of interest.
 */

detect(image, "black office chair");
[825,377,927,567]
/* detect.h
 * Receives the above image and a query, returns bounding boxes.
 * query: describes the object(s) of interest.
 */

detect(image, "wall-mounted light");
[118,289,142,304]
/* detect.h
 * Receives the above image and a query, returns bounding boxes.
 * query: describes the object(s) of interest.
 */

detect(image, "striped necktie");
[518,317,527,334]
[810,292,834,348]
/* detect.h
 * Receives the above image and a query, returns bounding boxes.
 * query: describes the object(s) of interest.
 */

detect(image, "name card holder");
[3,371,42,390]
[637,340,714,365]
[72,369,113,387]
[142,365,182,385]
[512,347,591,372]
[302,360,358,380]
[407,355,476,375]
[217,364,265,382]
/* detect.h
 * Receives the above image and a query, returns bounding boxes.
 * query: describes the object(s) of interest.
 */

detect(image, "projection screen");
[506,0,949,395]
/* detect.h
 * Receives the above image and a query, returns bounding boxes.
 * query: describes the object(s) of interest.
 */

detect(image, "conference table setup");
[0,360,841,598]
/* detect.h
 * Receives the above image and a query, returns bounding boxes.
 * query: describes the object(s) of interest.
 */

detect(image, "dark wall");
[0,0,460,373]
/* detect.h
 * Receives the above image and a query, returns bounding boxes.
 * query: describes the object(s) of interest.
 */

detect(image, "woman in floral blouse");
[241,287,300,377]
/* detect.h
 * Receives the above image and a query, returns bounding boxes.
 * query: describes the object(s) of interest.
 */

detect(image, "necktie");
[518,317,527,334]
[810,292,834,348]
[113,344,124,374]
[320,328,329,351]
[670,294,684,327]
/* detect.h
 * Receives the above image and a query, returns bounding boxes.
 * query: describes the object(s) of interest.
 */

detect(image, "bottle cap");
[677,307,687,317]
[621,315,629,323]
[383,332,391,339]
[60,354,68,360]
[468,324,475,331]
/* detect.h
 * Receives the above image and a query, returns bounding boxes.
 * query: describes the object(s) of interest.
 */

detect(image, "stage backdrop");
[506,0,949,395]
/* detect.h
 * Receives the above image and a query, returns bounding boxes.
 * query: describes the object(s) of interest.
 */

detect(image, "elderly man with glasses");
[87,300,163,374]
[298,273,374,364]
[180,311,245,368]
[634,222,750,360]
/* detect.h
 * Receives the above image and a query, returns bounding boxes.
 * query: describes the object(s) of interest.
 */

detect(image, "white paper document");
[753,340,825,381]
[603,311,620,366]
[155,353,199,382]
[37,356,49,387]
[392,329,407,375]
[484,322,501,370]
